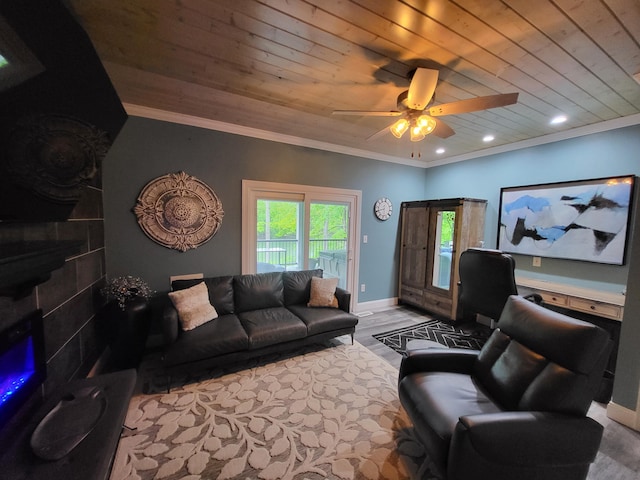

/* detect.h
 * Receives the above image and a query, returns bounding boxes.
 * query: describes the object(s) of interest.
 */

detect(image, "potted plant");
[101,275,154,310]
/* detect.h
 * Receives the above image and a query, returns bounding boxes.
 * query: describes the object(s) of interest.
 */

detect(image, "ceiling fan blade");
[407,68,439,110]
[432,118,455,138]
[428,93,519,116]
[366,122,396,141]
[332,110,402,117]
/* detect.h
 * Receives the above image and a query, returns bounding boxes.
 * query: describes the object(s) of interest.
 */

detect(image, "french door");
[242,180,361,300]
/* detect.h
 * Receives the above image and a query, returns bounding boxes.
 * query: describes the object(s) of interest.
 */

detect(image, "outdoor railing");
[257,239,347,267]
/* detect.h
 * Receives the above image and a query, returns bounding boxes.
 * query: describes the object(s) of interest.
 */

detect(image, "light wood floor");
[343,305,640,480]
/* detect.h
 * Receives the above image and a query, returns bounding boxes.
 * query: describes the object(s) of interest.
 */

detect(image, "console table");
[517,276,624,403]
[2,369,136,480]
[516,276,625,322]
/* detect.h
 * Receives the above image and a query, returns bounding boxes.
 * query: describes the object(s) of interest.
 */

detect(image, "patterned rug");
[373,319,492,354]
[110,342,436,480]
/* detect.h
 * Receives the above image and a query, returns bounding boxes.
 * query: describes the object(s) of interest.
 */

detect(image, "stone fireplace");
[0,180,110,414]
[0,184,108,450]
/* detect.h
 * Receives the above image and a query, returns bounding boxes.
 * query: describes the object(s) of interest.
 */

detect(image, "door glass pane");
[256,199,303,272]
[432,210,455,290]
[309,202,349,289]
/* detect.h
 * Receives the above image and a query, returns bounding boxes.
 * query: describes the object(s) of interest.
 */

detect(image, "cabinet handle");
[590,305,596,310]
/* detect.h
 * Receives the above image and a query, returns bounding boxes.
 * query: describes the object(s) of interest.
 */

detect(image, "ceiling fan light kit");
[410,125,425,142]
[391,113,437,141]
[390,118,409,138]
[417,115,436,132]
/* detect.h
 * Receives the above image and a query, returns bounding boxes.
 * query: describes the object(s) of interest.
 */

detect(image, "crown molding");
[123,104,425,168]
[124,104,640,170]
[426,113,640,168]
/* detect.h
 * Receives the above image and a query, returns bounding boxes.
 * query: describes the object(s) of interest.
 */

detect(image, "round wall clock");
[374,197,393,221]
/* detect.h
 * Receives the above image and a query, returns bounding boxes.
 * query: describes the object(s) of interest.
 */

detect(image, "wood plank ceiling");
[68,0,640,166]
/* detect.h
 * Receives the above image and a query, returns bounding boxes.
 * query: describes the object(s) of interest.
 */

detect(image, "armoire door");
[426,204,457,293]
[400,206,429,290]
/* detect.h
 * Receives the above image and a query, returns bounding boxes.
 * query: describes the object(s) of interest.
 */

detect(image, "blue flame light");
[0,336,36,407]
[0,375,29,405]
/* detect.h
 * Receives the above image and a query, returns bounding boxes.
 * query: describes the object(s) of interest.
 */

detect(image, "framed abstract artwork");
[497,175,635,265]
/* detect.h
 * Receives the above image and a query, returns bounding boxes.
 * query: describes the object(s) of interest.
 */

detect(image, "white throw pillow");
[168,282,218,331]
[307,276,339,308]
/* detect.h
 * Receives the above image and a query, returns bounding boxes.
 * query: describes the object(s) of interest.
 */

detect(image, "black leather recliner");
[458,248,542,324]
[398,295,612,480]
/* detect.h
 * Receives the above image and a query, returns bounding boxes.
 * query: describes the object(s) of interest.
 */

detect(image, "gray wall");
[423,123,640,411]
[103,116,427,301]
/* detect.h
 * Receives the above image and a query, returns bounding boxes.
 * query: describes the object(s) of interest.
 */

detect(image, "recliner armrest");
[398,348,478,381]
[334,287,351,313]
[449,411,603,476]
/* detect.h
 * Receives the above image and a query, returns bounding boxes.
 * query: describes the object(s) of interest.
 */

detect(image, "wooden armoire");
[399,198,487,321]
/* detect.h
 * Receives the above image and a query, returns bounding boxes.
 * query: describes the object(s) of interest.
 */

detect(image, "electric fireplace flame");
[0,310,46,430]
[1,336,35,404]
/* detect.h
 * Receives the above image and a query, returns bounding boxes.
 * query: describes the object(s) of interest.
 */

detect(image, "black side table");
[2,369,136,480]
[108,297,151,370]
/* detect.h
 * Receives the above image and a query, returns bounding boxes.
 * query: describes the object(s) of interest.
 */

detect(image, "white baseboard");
[355,297,397,313]
[606,401,639,431]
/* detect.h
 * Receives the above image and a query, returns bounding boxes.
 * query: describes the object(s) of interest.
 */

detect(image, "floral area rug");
[110,342,435,480]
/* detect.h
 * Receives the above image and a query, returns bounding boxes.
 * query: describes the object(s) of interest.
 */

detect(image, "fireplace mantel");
[0,241,83,298]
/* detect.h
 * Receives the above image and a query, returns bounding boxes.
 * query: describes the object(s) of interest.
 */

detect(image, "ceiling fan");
[332,68,519,141]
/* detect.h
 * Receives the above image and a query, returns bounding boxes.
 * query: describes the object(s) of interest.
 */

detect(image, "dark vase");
[107,296,151,370]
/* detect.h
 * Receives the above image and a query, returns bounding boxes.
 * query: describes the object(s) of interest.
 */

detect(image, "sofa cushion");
[163,314,249,367]
[238,307,307,349]
[172,276,235,315]
[168,281,218,331]
[282,269,323,306]
[287,305,358,336]
[307,276,339,308]
[233,272,284,313]
[398,371,501,472]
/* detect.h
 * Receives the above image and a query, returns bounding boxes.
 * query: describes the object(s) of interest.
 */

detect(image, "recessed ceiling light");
[436,147,445,154]
[483,135,495,142]
[550,115,568,125]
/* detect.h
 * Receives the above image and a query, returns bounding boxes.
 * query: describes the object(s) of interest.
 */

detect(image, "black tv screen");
[0,0,127,221]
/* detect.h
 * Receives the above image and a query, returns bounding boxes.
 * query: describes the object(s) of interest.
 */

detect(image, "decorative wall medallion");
[4,114,110,203]
[133,171,224,252]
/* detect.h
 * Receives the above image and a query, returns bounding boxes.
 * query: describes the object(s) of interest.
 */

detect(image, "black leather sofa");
[398,295,612,480]
[161,269,358,376]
